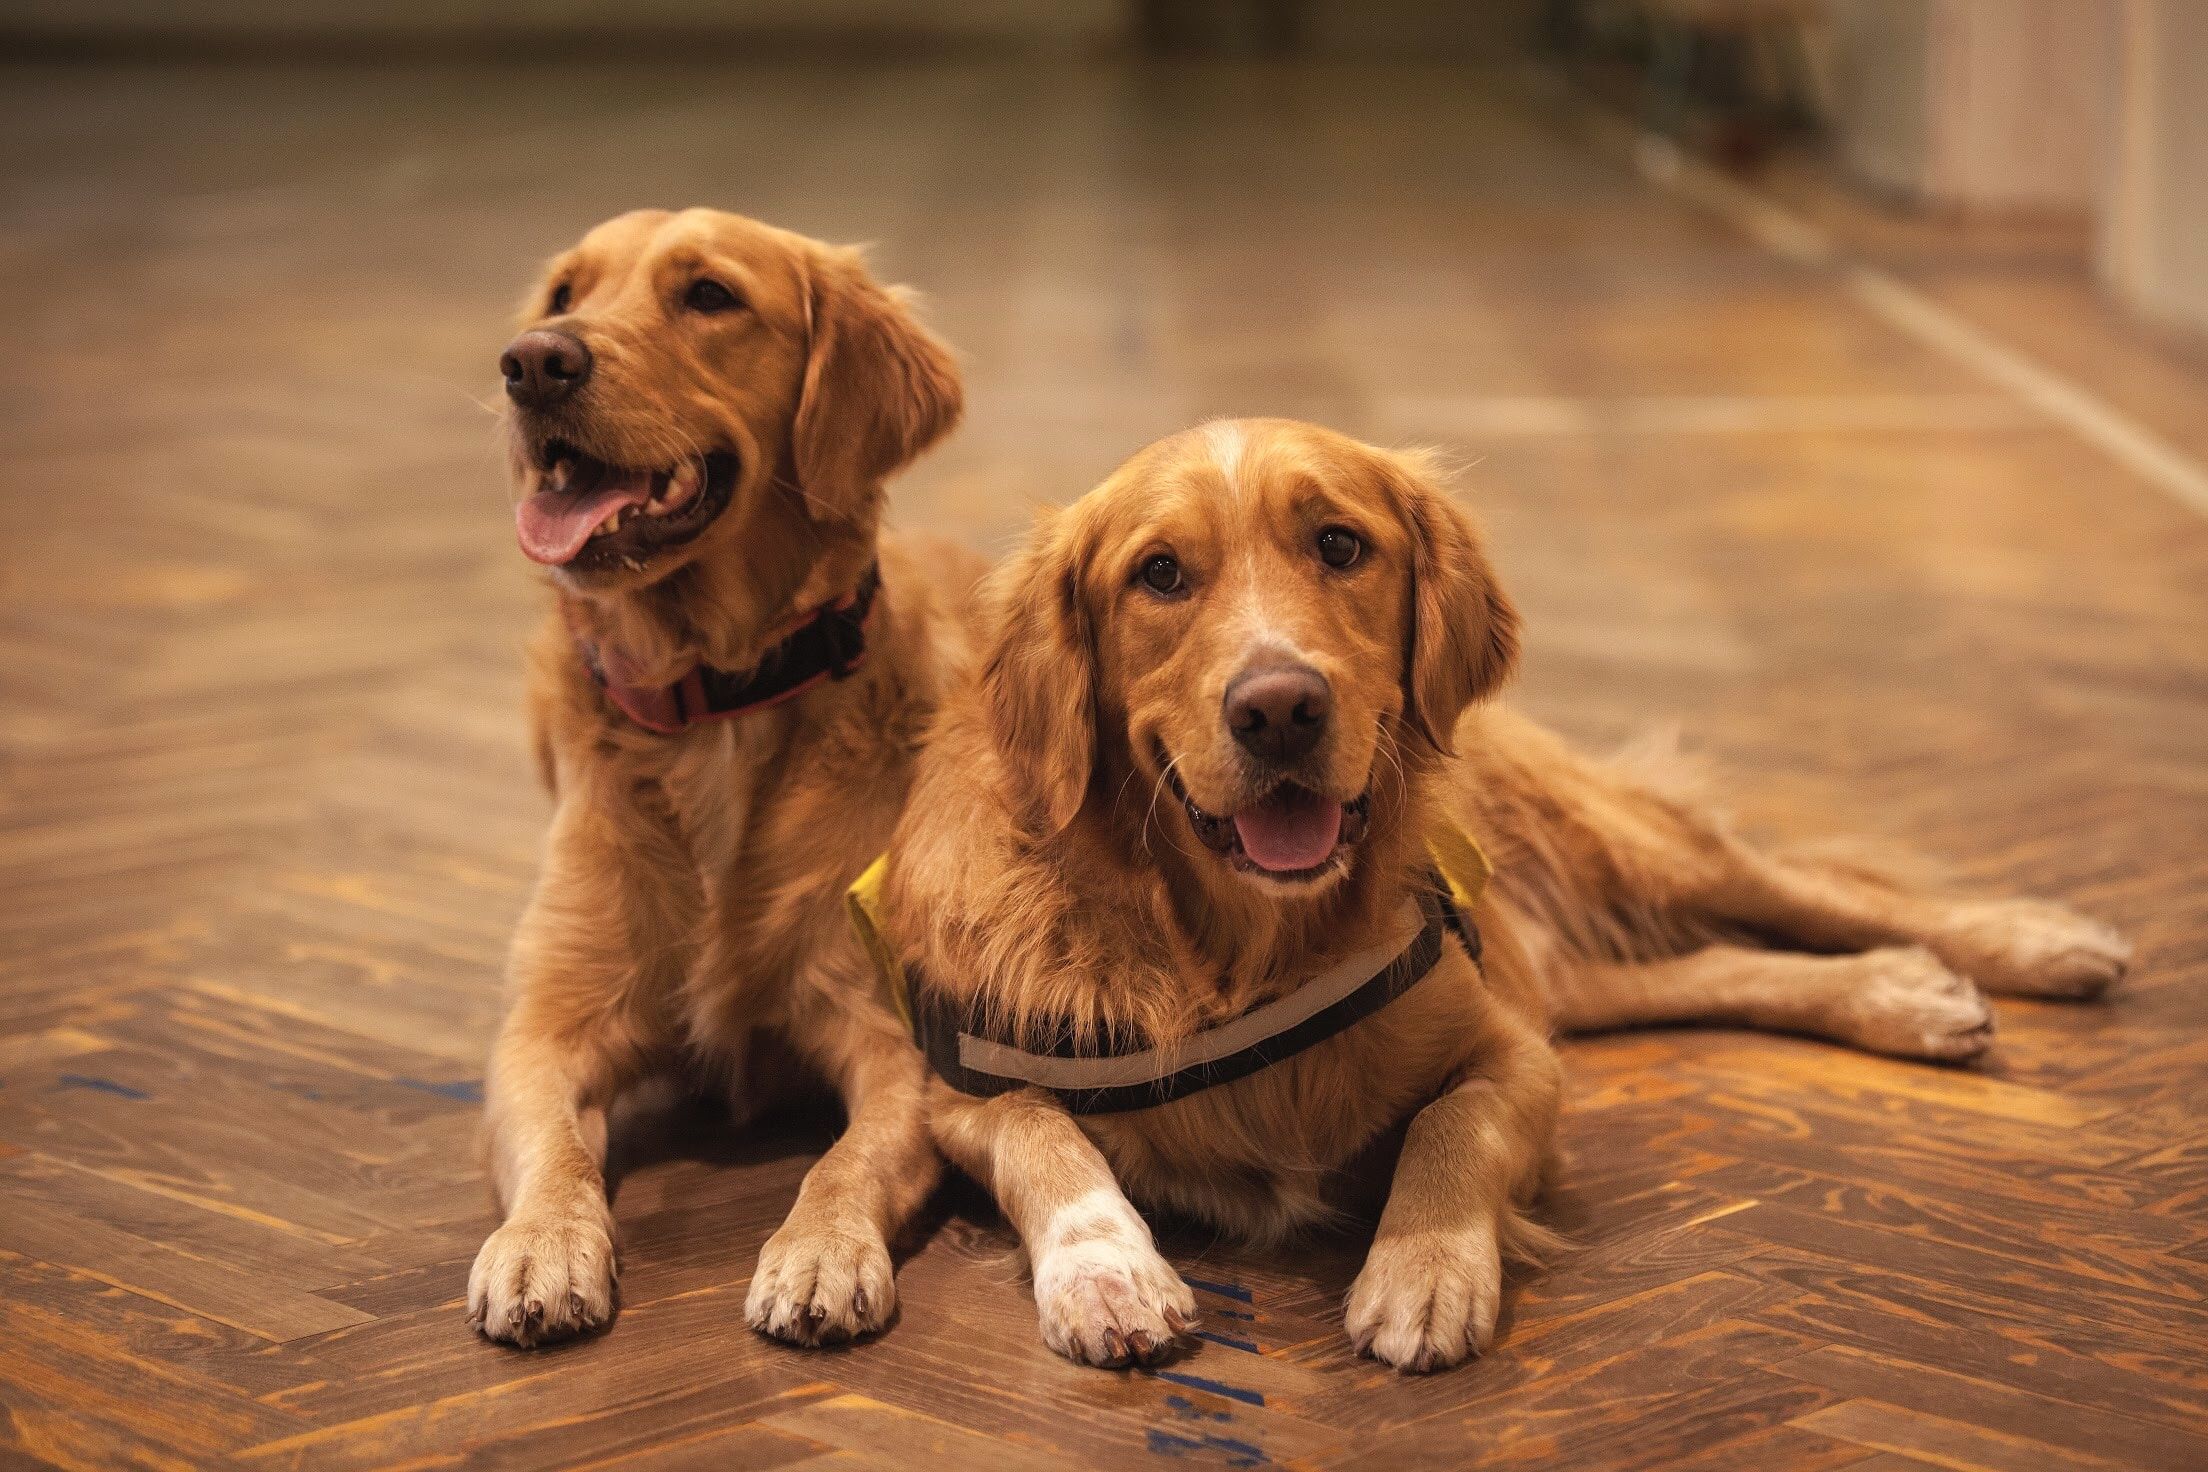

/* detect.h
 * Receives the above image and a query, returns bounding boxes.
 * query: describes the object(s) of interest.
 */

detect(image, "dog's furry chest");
[1082,953,1489,1240]
[544,589,940,1076]
[640,719,887,1041]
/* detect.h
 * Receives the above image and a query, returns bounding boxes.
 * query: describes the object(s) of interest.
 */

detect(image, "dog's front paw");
[746,1214,895,1347]
[1346,1216,1501,1373]
[1835,946,1995,1061]
[1033,1236,1195,1369]
[468,1207,617,1348]
[1938,901,2131,999]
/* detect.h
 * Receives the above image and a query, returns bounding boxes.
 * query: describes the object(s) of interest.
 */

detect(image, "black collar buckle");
[821,597,870,680]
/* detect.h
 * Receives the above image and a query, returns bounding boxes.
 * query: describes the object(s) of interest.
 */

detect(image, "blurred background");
[7,0,2206,331]
[4,3,2206,1469]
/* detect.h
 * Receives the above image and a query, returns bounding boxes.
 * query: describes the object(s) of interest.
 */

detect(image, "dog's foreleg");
[469,797,667,1348]
[469,1006,627,1347]
[1553,943,1996,1059]
[745,981,939,1346]
[1346,1009,1561,1372]
[932,1088,1195,1369]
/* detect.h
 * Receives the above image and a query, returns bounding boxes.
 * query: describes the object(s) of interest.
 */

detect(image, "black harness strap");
[910,872,1481,1116]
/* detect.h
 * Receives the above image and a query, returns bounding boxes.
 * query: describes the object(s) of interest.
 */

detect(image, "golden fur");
[469,208,976,1349]
[882,417,2130,1373]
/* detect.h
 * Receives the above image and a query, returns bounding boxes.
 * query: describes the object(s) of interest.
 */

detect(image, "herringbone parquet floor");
[2,56,2205,1471]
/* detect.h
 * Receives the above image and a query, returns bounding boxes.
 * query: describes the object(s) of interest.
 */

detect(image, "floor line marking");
[1381,393,2030,437]
[1842,267,2208,518]
[1618,126,2208,520]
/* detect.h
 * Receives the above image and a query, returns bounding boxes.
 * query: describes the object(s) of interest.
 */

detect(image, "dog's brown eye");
[1140,554,1184,596]
[1317,527,1362,569]
[684,279,742,314]
[546,283,572,315]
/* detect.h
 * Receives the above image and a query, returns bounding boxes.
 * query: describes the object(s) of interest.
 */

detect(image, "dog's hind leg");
[1551,942,1994,1060]
[1683,842,2131,1000]
[744,977,942,1348]
[1487,721,2130,1001]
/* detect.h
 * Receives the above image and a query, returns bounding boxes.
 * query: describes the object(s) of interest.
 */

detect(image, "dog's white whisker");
[1140,753,1184,859]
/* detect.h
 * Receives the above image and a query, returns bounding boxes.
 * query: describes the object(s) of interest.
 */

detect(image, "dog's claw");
[745,1216,896,1347]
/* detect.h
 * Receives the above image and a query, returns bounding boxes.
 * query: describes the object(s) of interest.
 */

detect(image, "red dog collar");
[572,564,880,735]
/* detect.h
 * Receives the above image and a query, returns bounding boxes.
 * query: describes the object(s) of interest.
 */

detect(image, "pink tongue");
[515,471,653,566]
[1232,787,1345,873]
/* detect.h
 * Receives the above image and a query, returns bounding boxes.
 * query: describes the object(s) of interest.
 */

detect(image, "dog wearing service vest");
[868,417,2129,1372]
[469,209,970,1349]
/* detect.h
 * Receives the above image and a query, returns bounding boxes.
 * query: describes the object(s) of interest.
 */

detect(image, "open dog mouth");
[1163,756,1372,881]
[515,440,738,572]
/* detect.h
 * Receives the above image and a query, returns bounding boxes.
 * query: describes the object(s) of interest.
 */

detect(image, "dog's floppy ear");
[793,246,964,524]
[981,509,1096,837]
[1388,450,1519,755]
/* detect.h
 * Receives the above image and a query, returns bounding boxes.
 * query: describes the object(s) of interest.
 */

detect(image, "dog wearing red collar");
[470,208,972,1349]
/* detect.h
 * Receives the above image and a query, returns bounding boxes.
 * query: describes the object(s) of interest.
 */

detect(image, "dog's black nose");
[1225,662,1331,763]
[500,329,592,409]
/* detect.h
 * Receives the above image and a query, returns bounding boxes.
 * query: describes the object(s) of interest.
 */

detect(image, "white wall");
[1824,0,2113,212]
[2099,0,2208,338]
[1826,0,1937,198]
[1927,0,2112,210]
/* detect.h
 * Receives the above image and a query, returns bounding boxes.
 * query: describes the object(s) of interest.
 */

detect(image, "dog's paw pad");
[1033,1239,1195,1369]
[1839,947,1996,1061]
[746,1218,895,1347]
[1939,902,2131,999]
[1345,1218,1501,1373]
[468,1212,616,1348]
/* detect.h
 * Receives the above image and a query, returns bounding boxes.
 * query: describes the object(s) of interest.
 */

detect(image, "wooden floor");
[3,56,2206,1472]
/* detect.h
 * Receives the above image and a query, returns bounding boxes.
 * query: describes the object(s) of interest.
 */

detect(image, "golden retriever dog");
[468,208,974,1349]
[873,417,2129,1373]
